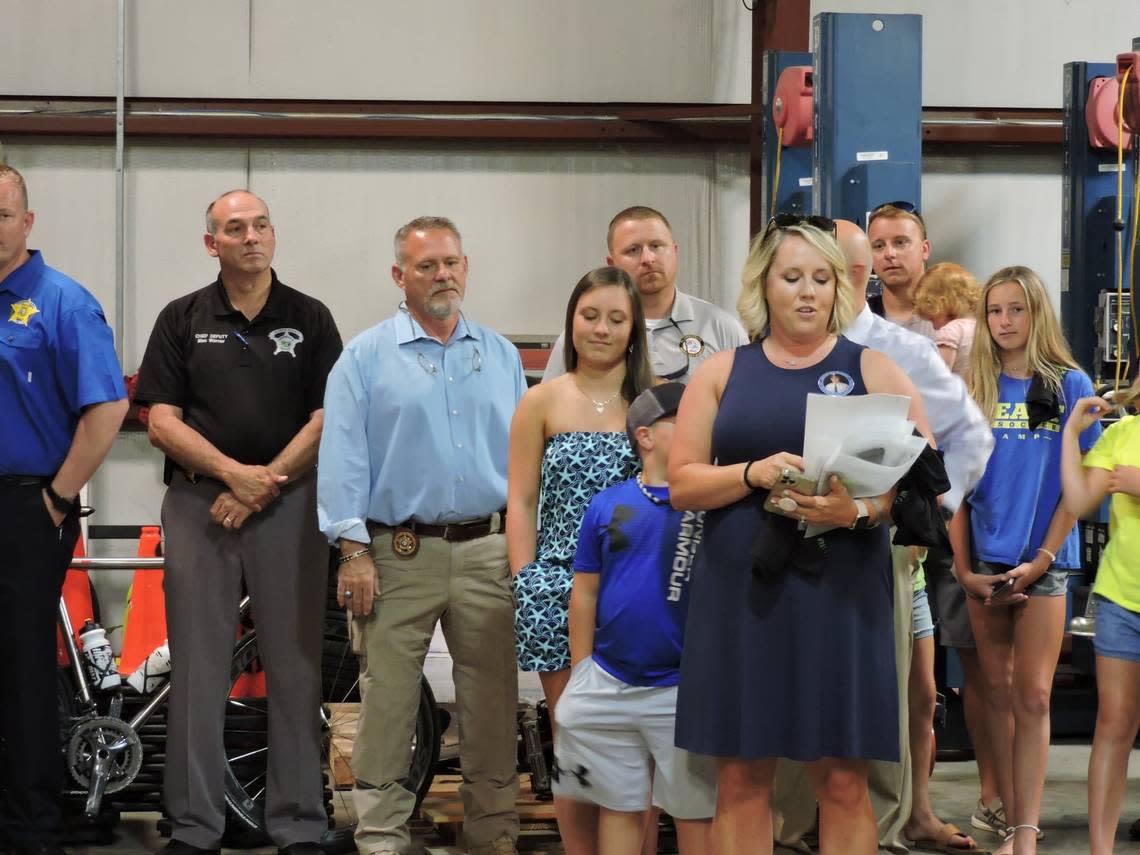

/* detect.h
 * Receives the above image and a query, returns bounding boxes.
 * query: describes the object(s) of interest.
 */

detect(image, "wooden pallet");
[419,773,557,843]
[326,702,360,788]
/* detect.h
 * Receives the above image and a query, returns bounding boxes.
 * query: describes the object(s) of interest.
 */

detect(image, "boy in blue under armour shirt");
[554,382,716,854]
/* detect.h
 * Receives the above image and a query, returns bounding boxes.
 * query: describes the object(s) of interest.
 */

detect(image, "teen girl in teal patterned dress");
[506,266,652,851]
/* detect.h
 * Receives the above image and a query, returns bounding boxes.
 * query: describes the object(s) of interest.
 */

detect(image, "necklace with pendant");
[770,337,829,367]
[575,381,621,414]
[636,473,668,505]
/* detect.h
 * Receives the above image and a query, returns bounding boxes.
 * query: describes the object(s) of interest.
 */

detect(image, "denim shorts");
[973,559,1068,598]
[1093,595,1140,663]
[912,587,934,640]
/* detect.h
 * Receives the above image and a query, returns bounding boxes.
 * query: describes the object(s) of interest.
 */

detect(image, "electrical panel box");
[1095,290,1133,368]
[812,13,922,221]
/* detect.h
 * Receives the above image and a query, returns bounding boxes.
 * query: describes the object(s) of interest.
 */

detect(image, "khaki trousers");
[351,529,519,854]
[772,543,914,853]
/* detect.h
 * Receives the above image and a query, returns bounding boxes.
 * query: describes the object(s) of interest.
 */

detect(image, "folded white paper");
[800,393,927,536]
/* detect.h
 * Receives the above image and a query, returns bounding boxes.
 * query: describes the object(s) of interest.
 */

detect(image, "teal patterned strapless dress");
[514,431,639,671]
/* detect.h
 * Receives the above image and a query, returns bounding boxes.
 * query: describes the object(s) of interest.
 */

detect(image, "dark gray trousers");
[161,472,327,848]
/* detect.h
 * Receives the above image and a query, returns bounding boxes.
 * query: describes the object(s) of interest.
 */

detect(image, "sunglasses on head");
[763,213,837,238]
[872,200,919,215]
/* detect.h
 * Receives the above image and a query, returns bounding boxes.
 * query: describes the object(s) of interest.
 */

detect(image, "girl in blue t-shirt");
[956,266,1100,854]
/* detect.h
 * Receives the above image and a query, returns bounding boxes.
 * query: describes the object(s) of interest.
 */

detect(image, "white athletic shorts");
[552,657,717,818]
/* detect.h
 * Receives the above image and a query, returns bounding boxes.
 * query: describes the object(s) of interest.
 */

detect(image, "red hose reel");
[772,65,813,148]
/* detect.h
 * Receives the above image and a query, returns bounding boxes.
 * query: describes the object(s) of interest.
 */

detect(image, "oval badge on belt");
[392,527,420,559]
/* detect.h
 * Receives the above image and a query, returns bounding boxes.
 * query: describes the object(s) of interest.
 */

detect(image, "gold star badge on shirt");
[8,299,39,326]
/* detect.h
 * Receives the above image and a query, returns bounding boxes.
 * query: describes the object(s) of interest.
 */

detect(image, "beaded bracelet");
[336,548,371,566]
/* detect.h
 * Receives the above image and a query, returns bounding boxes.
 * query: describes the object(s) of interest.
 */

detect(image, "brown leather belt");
[368,511,505,542]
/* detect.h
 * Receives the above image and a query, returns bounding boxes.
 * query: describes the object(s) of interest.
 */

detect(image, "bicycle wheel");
[222,631,440,853]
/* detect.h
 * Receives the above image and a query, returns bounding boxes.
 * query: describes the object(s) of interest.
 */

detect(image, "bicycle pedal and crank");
[64,618,151,817]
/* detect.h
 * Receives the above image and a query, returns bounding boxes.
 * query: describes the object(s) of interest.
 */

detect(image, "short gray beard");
[425,291,461,319]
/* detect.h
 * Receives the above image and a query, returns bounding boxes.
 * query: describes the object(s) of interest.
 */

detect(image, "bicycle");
[57,551,441,852]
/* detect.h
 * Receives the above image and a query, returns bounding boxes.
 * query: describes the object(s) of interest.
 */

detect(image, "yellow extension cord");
[770,126,783,220]
[1114,65,1138,392]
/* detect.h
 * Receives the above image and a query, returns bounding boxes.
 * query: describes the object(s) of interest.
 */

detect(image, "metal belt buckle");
[392,526,420,559]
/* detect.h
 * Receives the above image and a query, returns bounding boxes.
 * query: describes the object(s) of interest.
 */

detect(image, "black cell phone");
[990,577,1016,599]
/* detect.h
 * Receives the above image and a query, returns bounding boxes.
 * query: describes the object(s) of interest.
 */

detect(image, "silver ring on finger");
[343,590,353,599]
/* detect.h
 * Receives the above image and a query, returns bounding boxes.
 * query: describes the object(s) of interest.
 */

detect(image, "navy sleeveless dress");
[675,336,898,762]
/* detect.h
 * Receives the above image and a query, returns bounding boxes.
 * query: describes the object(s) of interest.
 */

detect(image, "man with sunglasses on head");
[868,202,937,341]
[318,216,524,855]
[542,206,747,383]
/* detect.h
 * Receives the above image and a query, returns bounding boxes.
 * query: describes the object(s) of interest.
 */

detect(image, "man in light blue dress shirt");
[318,216,525,855]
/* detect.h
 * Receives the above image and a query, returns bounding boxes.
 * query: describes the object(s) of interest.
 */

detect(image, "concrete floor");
[68,744,1140,854]
[920,743,1140,853]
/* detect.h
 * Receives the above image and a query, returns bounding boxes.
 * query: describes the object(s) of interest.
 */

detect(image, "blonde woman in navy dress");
[669,218,934,855]
[507,266,652,853]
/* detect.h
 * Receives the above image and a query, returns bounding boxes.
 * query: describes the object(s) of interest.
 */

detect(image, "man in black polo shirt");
[135,190,342,855]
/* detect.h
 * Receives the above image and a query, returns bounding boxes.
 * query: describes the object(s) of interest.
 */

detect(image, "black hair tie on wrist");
[743,460,760,491]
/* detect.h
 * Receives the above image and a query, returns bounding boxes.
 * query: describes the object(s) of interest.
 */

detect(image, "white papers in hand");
[800,393,927,536]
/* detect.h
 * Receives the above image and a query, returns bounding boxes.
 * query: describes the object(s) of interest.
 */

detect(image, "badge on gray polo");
[679,334,705,357]
[268,327,303,357]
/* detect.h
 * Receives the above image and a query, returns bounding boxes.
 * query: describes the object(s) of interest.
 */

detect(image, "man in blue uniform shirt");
[318,216,524,855]
[0,164,127,855]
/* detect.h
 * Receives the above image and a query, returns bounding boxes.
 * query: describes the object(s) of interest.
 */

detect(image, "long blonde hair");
[967,266,1081,419]
[738,223,856,342]
[1113,373,1140,411]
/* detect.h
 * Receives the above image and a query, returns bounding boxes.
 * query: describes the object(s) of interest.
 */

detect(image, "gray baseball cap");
[626,381,686,451]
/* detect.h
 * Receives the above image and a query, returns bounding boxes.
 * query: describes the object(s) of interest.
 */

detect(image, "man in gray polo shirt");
[542,206,747,383]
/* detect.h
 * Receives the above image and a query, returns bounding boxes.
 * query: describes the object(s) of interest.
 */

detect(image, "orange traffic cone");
[230,667,268,698]
[57,537,95,667]
[118,526,165,675]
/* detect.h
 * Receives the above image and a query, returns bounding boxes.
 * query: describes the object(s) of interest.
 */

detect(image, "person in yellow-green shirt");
[1060,383,1140,855]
